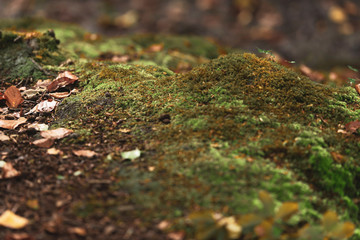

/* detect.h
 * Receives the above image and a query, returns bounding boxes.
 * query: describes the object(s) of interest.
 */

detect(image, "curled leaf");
[47,71,78,92]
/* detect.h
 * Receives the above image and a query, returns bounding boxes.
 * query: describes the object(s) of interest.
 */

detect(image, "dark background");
[1,0,360,68]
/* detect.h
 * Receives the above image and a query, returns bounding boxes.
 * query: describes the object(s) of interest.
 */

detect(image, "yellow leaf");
[238,213,262,228]
[0,210,29,229]
[258,190,275,216]
[322,211,339,232]
[329,222,355,239]
[217,216,242,239]
[254,220,273,238]
[275,202,298,221]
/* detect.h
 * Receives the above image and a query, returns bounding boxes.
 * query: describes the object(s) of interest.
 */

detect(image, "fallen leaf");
[4,232,34,240]
[0,131,10,141]
[47,71,78,92]
[322,211,338,232]
[344,120,360,134]
[49,92,71,99]
[275,202,298,221]
[0,117,27,129]
[0,210,29,229]
[4,86,24,108]
[68,227,87,236]
[47,148,63,155]
[26,100,58,115]
[167,231,185,240]
[33,138,54,148]
[1,162,21,179]
[299,64,325,82]
[27,123,49,131]
[26,199,39,210]
[21,88,45,100]
[40,128,73,139]
[121,148,141,160]
[157,220,171,230]
[73,150,98,158]
[329,222,355,239]
[35,79,52,88]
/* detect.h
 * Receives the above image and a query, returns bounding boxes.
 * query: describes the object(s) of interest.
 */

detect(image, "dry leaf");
[0,131,10,141]
[275,202,299,221]
[1,162,21,179]
[4,86,24,108]
[40,128,73,139]
[0,210,29,229]
[49,92,71,99]
[4,232,34,240]
[47,148,63,155]
[68,227,87,236]
[47,71,78,92]
[35,79,52,88]
[33,138,54,148]
[0,117,27,129]
[344,120,360,134]
[299,64,325,82]
[26,100,58,115]
[73,150,98,158]
[167,231,185,240]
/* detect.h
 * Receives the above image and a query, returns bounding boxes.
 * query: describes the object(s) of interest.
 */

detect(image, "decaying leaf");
[121,148,141,160]
[21,88,46,100]
[47,71,78,92]
[47,148,63,155]
[40,128,73,139]
[26,99,58,115]
[329,221,355,239]
[4,232,34,240]
[0,117,27,130]
[299,64,325,82]
[73,150,98,158]
[0,210,29,229]
[33,138,54,148]
[167,231,185,240]
[27,123,49,131]
[344,120,360,134]
[0,162,21,179]
[4,86,24,108]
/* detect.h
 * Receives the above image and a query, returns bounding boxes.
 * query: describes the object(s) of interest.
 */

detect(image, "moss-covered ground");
[1,18,360,239]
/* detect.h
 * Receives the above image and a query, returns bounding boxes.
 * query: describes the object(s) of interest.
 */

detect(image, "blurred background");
[0,0,359,69]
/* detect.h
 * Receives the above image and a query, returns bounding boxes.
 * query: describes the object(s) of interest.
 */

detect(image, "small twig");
[30,58,56,77]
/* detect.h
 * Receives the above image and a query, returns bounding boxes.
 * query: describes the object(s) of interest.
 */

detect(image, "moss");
[2,19,356,234]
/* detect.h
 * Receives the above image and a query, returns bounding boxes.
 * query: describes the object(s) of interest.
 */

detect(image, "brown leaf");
[4,86,24,108]
[0,210,29,229]
[0,117,27,129]
[40,128,73,139]
[4,232,35,240]
[32,138,54,148]
[47,71,78,92]
[344,120,360,134]
[1,162,21,179]
[72,150,98,158]
[68,227,87,236]
[299,64,325,82]
[49,92,71,99]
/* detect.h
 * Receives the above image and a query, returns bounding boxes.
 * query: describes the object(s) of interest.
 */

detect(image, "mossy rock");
[0,29,67,83]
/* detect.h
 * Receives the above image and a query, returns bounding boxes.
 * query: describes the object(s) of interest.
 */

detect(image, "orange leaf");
[4,86,24,108]
[329,222,355,239]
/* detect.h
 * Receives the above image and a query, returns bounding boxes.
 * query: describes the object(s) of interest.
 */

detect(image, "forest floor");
[1,18,360,240]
